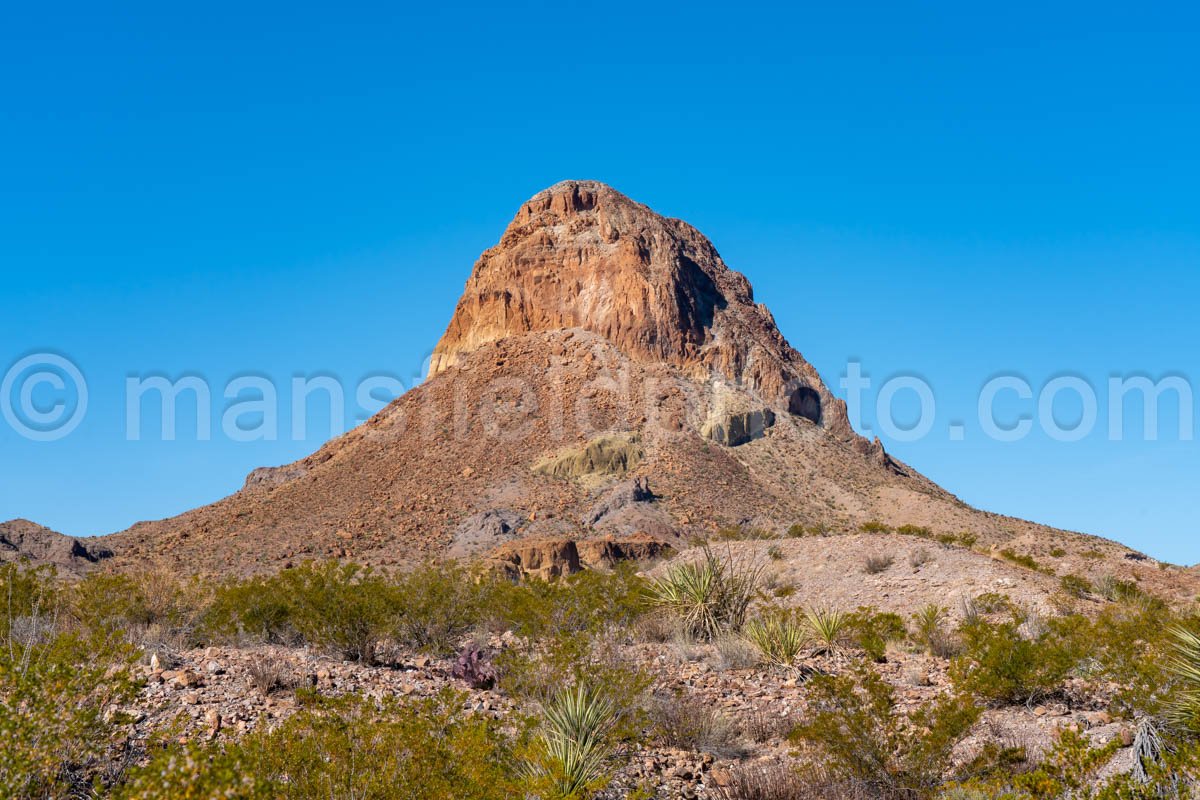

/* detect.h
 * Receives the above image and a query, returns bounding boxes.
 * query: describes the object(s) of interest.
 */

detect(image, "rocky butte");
[74,181,1186,600]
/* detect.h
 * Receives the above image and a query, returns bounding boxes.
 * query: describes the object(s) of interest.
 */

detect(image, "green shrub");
[1059,574,1092,599]
[392,561,483,655]
[278,561,400,664]
[124,690,523,800]
[860,521,892,534]
[648,549,759,641]
[0,604,139,798]
[896,524,933,538]
[790,664,979,798]
[998,549,1052,575]
[488,565,648,641]
[845,608,906,663]
[114,744,269,799]
[950,616,1086,705]
[203,573,298,645]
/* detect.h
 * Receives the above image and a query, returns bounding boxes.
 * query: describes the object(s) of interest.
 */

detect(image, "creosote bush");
[790,663,980,799]
[119,690,523,800]
[950,613,1087,706]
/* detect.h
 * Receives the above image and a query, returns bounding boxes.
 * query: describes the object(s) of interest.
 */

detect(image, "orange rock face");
[431,181,853,437]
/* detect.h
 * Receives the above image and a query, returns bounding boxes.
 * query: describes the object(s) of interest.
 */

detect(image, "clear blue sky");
[3,2,1198,562]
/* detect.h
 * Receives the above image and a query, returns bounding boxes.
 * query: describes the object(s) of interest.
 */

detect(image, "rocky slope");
[81,181,1192,600]
[0,518,113,574]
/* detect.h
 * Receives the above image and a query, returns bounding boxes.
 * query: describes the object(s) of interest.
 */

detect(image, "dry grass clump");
[863,553,895,574]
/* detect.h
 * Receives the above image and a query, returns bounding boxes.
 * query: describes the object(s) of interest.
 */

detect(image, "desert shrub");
[712,633,760,670]
[114,744,269,800]
[787,523,826,538]
[969,592,1016,617]
[70,567,210,652]
[648,548,759,641]
[1093,574,1153,606]
[711,762,811,800]
[909,548,933,569]
[863,553,894,574]
[496,629,650,743]
[1084,602,1176,719]
[790,664,979,798]
[202,573,299,645]
[0,622,139,797]
[860,521,892,534]
[942,728,1127,799]
[845,608,906,663]
[896,524,933,538]
[647,690,743,757]
[246,654,294,698]
[489,565,648,640]
[767,545,784,561]
[1049,547,1067,558]
[950,615,1086,706]
[526,683,617,800]
[141,690,523,800]
[743,609,807,667]
[738,707,799,744]
[1,564,140,797]
[911,605,961,659]
[998,549,1051,574]
[803,606,848,654]
[392,561,482,654]
[0,563,60,641]
[278,561,400,664]
[1059,574,1092,599]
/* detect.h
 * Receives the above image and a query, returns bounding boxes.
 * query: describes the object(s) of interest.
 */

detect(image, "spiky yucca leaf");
[528,683,616,799]
[803,606,847,654]
[647,548,759,641]
[743,613,808,667]
[1166,626,1200,735]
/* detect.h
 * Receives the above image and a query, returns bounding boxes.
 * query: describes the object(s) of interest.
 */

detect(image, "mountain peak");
[431,181,853,437]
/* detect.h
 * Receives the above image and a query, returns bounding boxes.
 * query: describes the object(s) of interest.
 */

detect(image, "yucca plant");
[527,683,616,799]
[743,612,808,667]
[648,548,759,641]
[1166,626,1200,735]
[911,604,949,656]
[803,606,847,655]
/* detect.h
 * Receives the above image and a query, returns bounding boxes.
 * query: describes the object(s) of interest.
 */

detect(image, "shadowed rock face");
[0,519,112,574]
[430,180,852,438]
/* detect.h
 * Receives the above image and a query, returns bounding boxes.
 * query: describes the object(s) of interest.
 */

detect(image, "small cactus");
[451,642,496,690]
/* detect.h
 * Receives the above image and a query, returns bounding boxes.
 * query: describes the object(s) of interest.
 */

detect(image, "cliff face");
[431,181,854,438]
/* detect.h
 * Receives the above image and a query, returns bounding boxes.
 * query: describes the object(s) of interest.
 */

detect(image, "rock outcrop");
[701,409,777,447]
[0,519,112,573]
[430,181,853,439]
